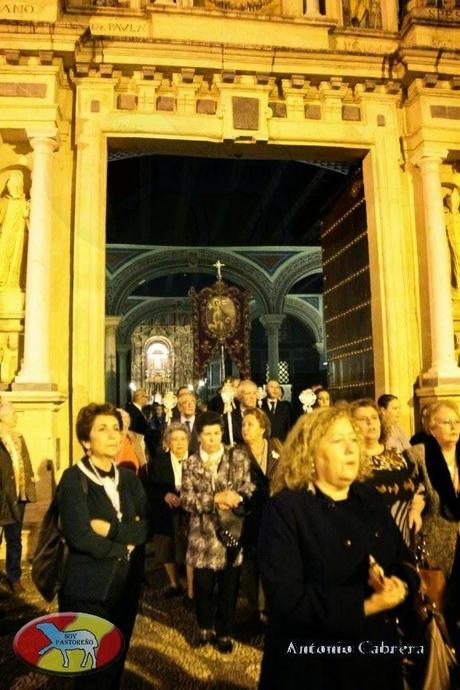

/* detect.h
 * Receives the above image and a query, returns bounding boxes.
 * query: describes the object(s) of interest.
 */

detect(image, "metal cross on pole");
[213,260,225,280]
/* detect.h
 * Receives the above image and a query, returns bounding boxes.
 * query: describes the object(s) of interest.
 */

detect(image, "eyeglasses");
[435,419,460,427]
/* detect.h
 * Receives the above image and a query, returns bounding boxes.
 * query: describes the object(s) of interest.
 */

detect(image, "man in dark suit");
[223,379,258,445]
[172,390,200,454]
[262,379,292,441]
[126,389,156,459]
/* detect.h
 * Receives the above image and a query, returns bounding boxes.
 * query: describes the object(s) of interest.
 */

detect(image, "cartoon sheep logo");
[36,622,99,669]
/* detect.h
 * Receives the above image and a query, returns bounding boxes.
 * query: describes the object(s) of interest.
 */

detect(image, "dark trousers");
[59,573,142,689]
[194,566,240,637]
[3,501,25,583]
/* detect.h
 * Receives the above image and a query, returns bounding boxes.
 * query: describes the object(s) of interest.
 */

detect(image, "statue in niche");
[443,185,460,290]
[343,0,382,27]
[0,170,29,290]
[0,332,19,385]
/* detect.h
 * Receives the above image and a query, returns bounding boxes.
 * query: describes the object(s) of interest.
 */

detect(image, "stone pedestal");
[0,288,24,389]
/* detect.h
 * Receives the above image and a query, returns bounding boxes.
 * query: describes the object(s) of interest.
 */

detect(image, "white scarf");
[77,459,122,521]
[200,445,224,490]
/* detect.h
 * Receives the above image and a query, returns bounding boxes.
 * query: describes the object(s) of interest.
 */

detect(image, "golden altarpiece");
[0,0,458,497]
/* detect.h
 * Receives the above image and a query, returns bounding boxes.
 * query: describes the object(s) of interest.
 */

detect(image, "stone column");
[260,314,285,380]
[416,154,460,384]
[305,0,320,13]
[118,344,131,408]
[105,316,121,404]
[14,131,58,390]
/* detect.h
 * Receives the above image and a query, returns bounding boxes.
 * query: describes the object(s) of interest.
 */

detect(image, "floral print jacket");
[181,446,254,570]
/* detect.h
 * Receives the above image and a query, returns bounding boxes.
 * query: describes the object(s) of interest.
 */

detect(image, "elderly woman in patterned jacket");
[181,410,254,653]
[0,398,36,594]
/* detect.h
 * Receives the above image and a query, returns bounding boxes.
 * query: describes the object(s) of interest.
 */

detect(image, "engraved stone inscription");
[0,82,47,97]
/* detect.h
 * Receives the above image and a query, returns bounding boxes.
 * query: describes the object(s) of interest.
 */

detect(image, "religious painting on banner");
[189,277,251,379]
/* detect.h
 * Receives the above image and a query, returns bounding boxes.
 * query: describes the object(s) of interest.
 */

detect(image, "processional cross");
[213,260,225,280]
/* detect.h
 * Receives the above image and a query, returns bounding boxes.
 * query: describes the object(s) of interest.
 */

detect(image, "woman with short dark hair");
[240,407,280,626]
[58,402,149,689]
[181,410,253,653]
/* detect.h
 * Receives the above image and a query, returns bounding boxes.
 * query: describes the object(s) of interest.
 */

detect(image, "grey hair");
[163,421,191,447]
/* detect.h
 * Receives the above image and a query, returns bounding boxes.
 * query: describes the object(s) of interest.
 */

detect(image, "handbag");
[215,504,245,550]
[214,449,246,552]
[31,474,88,602]
[411,530,447,612]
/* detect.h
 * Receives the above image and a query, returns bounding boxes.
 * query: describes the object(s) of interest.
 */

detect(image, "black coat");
[258,483,419,690]
[58,463,149,604]
[261,399,292,441]
[126,403,156,459]
[223,407,243,445]
[146,452,182,536]
[0,435,36,525]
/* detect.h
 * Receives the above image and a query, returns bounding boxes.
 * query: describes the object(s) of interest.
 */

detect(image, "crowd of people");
[1,381,460,689]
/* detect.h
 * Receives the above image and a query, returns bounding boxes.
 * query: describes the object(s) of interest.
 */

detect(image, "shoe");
[197,629,215,646]
[8,580,25,595]
[215,636,234,653]
[163,586,182,599]
[183,595,194,611]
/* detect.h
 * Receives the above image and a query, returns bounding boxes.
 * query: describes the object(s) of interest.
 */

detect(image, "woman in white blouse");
[148,422,193,603]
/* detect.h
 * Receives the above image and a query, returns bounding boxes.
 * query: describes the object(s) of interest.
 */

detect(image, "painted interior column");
[14,131,58,390]
[118,344,131,408]
[417,154,460,383]
[105,316,121,404]
[260,314,285,380]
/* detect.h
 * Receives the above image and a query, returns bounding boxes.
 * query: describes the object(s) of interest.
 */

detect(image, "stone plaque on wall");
[232,97,259,131]
[0,0,58,23]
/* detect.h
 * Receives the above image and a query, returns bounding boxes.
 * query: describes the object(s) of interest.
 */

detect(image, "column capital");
[410,145,448,168]
[118,343,131,354]
[259,313,285,332]
[105,315,122,331]
[26,129,59,151]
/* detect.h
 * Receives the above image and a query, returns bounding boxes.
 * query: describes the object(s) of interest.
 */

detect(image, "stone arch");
[250,295,323,343]
[107,247,272,315]
[117,298,191,346]
[272,250,323,312]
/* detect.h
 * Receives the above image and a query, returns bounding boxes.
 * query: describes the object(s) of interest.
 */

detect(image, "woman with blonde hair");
[258,406,419,690]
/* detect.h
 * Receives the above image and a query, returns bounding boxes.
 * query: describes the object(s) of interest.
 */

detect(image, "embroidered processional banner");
[189,278,251,379]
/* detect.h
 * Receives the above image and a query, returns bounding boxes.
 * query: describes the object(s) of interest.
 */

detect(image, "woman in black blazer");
[148,421,193,604]
[258,406,419,690]
[58,402,149,690]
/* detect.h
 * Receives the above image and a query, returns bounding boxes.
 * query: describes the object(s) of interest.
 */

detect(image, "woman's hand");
[408,509,423,533]
[368,555,385,592]
[214,489,243,510]
[364,576,409,616]
[164,492,180,509]
[90,519,111,537]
